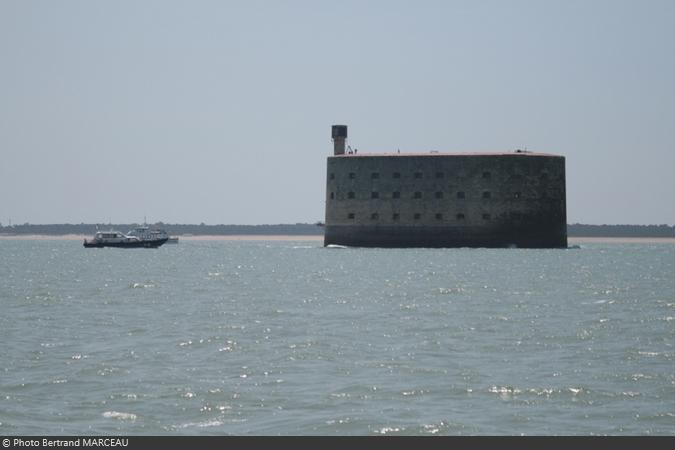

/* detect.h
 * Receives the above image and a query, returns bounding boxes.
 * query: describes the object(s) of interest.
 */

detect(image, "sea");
[0,239,674,436]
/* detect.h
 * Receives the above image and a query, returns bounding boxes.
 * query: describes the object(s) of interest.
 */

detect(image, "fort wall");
[324,152,567,248]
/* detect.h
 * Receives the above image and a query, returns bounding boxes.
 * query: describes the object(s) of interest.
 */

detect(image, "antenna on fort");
[331,125,347,155]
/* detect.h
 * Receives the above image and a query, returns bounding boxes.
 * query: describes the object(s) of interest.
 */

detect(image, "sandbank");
[1,234,674,244]
[567,236,675,244]
[0,234,323,242]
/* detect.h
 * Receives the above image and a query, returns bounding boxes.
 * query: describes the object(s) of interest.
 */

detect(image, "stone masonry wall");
[324,153,566,248]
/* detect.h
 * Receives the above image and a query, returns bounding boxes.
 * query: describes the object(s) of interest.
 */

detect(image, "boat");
[83,230,168,248]
[127,226,167,240]
[127,225,178,244]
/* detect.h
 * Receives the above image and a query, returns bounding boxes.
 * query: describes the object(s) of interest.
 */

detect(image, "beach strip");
[2,234,675,244]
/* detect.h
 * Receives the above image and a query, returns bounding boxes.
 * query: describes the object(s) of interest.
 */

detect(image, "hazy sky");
[1,0,674,225]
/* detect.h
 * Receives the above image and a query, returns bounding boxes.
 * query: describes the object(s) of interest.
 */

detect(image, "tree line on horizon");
[0,222,325,236]
[1,222,675,237]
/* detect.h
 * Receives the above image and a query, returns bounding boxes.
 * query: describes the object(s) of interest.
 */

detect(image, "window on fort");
[348,213,355,219]
[456,213,465,220]
[457,191,465,199]
[414,172,423,179]
[414,213,421,220]
[371,192,379,199]
[349,172,355,179]
[435,191,443,199]
[392,191,401,199]
[414,192,422,199]
[348,192,355,199]
[435,213,443,220]
[330,192,334,200]
[330,173,335,180]
[482,213,491,220]
[482,171,491,179]
[392,213,400,220]
[435,172,444,179]
[393,172,401,179]
[482,191,491,199]
[371,213,379,220]
[371,172,380,179]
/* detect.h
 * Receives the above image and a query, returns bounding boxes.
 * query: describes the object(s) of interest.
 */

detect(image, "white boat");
[83,230,167,248]
[128,225,178,244]
[127,226,169,241]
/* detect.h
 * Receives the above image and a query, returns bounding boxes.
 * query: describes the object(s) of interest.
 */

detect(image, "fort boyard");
[324,125,567,248]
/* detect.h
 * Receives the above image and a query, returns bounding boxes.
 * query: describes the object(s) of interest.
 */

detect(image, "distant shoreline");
[0,234,324,241]
[1,234,675,244]
[568,236,675,244]
[2,223,675,239]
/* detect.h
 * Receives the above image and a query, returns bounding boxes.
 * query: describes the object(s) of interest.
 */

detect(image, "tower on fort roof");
[331,125,347,156]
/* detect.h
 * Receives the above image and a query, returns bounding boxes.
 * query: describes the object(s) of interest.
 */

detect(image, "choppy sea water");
[0,239,674,435]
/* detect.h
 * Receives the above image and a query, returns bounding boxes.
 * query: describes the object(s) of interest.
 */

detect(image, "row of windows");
[329,191,515,200]
[330,171,497,180]
[330,172,552,181]
[345,212,492,221]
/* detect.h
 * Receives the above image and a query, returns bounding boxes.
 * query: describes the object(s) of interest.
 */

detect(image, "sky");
[1,0,674,226]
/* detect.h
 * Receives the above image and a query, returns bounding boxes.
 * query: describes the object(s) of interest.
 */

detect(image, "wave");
[102,411,137,421]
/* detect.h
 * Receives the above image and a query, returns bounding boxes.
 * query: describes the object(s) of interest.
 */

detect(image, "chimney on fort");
[331,125,347,155]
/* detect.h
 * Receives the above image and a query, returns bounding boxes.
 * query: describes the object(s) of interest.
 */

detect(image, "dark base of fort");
[324,225,568,249]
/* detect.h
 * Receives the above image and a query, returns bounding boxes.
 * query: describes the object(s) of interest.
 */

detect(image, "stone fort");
[324,125,567,248]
